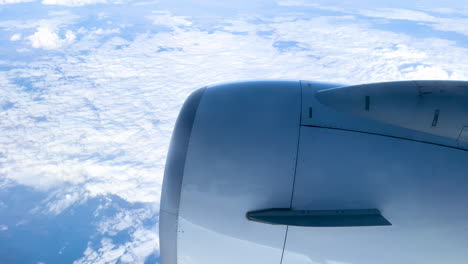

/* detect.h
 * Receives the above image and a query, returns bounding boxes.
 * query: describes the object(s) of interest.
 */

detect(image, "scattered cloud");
[27,26,76,49]
[276,2,468,37]
[0,0,124,5]
[74,228,158,264]
[0,0,34,4]
[359,8,437,22]
[42,0,110,6]
[355,8,468,36]
[74,207,158,264]
[40,186,91,215]
[92,28,121,35]
[277,0,320,7]
[326,261,352,264]
[10,33,22,41]
[0,10,79,33]
[134,0,158,5]
[147,10,192,29]
[276,0,347,12]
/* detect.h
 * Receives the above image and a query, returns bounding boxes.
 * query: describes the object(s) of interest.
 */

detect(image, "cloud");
[0,10,79,31]
[3,9,468,202]
[74,208,159,264]
[1,0,123,5]
[27,27,76,49]
[357,8,468,36]
[42,0,110,6]
[92,28,121,35]
[400,64,450,79]
[2,6,468,264]
[0,0,34,4]
[276,2,468,37]
[10,33,22,41]
[277,0,319,7]
[359,8,437,22]
[326,261,352,264]
[147,11,192,29]
[134,0,158,5]
[276,0,347,12]
[75,229,158,264]
[39,186,91,215]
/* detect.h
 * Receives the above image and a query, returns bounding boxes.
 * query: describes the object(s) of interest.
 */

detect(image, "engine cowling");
[160,80,468,264]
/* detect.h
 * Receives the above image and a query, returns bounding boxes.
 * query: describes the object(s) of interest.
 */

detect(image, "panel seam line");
[302,125,468,152]
[280,81,303,264]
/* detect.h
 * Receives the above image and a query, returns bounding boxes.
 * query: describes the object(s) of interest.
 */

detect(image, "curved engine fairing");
[312,80,468,149]
[160,80,468,264]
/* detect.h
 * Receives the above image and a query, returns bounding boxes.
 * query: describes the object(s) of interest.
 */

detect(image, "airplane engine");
[160,80,468,264]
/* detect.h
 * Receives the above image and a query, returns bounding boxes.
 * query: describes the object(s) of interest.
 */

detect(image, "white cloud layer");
[3,9,468,212]
[2,4,468,263]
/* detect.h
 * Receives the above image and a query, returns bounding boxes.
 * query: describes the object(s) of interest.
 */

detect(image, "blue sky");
[0,0,468,263]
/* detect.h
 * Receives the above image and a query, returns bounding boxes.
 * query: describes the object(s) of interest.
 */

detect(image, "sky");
[0,0,468,263]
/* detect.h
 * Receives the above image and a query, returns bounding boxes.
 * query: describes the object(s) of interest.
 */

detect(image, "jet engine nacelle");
[160,80,468,264]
